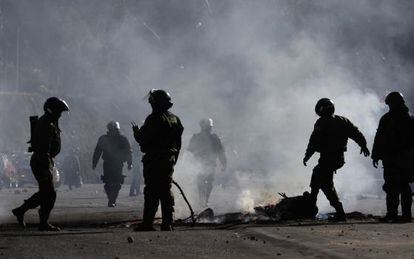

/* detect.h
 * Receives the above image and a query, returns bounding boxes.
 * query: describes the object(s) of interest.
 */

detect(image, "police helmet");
[44,97,70,114]
[107,121,120,132]
[385,92,405,107]
[199,118,213,130]
[315,98,335,117]
[148,89,173,108]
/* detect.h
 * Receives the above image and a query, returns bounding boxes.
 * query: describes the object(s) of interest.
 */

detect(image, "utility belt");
[144,148,177,156]
[143,151,177,165]
[30,153,54,171]
[32,152,53,162]
[101,174,126,183]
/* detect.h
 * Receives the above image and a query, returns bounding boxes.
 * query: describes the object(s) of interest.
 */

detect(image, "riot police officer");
[62,148,82,190]
[93,121,132,207]
[372,92,414,223]
[188,118,226,207]
[303,98,370,221]
[12,97,69,231]
[129,142,143,197]
[132,89,184,231]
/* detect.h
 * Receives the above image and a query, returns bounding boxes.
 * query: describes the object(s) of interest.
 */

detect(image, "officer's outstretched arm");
[347,121,369,157]
[303,141,315,166]
[303,123,320,166]
[371,118,386,164]
[303,154,312,166]
[131,121,140,142]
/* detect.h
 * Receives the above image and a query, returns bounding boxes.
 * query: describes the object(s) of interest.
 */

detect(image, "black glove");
[360,146,370,157]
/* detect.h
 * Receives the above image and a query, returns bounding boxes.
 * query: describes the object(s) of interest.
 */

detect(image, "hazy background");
[1,0,414,217]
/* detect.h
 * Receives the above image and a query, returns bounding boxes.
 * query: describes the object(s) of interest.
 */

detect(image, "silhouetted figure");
[129,143,143,197]
[303,98,370,221]
[132,89,184,231]
[93,121,132,207]
[188,118,226,207]
[372,92,414,223]
[12,97,69,231]
[62,150,82,190]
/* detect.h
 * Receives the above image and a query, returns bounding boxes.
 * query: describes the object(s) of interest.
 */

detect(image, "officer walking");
[12,97,69,231]
[93,121,132,207]
[372,92,414,223]
[303,98,370,221]
[62,148,82,190]
[129,142,143,197]
[132,89,184,231]
[188,118,226,207]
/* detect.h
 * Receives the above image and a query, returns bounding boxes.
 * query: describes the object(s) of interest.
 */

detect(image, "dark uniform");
[133,89,184,231]
[62,152,82,190]
[93,123,132,207]
[372,92,414,222]
[12,97,69,231]
[304,98,369,221]
[188,119,226,206]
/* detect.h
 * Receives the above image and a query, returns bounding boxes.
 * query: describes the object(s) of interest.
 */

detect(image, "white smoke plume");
[1,0,414,218]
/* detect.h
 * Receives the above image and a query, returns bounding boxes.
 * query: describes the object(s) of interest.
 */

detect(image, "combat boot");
[401,196,412,223]
[329,203,346,222]
[379,215,398,223]
[400,215,412,223]
[328,213,346,222]
[400,206,412,223]
[11,199,33,228]
[12,207,27,228]
[38,223,61,231]
[38,210,60,231]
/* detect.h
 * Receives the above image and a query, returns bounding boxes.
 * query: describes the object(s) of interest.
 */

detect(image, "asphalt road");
[1,184,414,258]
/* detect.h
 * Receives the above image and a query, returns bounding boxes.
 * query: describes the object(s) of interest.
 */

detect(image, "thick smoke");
[1,0,414,218]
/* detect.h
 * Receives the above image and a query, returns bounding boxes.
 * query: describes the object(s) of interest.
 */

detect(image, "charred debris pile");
[176,192,375,226]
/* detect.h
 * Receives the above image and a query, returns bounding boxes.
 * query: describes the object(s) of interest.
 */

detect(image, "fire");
[256,192,280,207]
[237,190,281,212]
[237,190,255,212]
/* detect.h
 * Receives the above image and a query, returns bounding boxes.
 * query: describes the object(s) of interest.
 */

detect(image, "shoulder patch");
[168,116,178,124]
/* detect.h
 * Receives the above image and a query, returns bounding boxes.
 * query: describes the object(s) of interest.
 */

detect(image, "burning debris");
[192,209,248,225]
[254,192,318,221]
[197,208,214,222]
[177,191,319,225]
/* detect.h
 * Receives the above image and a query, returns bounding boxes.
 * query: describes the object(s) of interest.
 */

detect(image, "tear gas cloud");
[1,0,414,217]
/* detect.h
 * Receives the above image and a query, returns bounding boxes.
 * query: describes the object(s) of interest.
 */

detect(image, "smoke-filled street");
[2,0,414,258]
[1,184,414,258]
